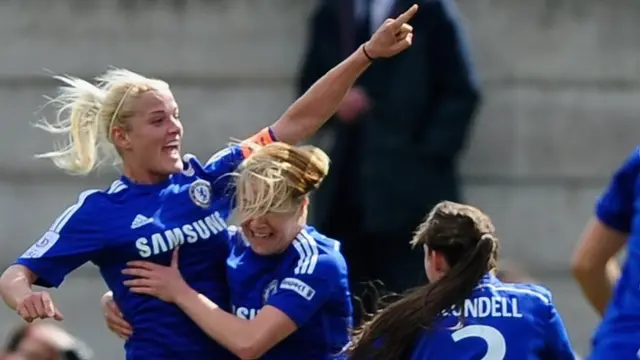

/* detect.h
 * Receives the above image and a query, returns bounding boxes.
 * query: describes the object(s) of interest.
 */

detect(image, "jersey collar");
[119,174,173,193]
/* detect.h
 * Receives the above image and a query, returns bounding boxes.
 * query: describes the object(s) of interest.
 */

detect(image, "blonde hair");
[234,142,330,220]
[35,68,170,175]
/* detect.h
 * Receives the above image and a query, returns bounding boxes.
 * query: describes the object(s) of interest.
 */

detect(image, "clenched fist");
[16,291,63,323]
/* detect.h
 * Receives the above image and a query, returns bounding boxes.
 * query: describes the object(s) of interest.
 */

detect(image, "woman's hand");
[15,291,63,323]
[122,248,190,303]
[365,4,419,59]
[101,291,132,340]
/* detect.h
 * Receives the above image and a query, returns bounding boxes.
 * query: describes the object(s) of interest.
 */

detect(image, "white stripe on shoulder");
[205,147,234,167]
[333,239,341,252]
[476,284,550,304]
[50,190,99,233]
[293,230,319,275]
[107,180,127,194]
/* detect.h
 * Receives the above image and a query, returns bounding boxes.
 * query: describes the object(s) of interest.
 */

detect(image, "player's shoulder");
[66,188,107,213]
[490,279,553,305]
[47,187,112,234]
[292,227,343,257]
[628,145,640,160]
[289,227,346,275]
[616,146,640,172]
[183,149,241,171]
[64,177,148,217]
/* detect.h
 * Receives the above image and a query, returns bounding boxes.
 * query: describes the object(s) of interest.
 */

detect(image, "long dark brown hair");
[348,201,499,360]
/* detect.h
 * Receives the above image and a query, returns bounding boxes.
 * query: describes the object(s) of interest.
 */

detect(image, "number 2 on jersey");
[452,325,506,360]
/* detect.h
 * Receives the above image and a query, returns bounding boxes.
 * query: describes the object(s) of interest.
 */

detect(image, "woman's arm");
[270,4,418,144]
[124,256,298,359]
[0,265,37,310]
[124,247,343,359]
[271,47,371,145]
[571,218,626,316]
[176,290,295,359]
[0,265,63,322]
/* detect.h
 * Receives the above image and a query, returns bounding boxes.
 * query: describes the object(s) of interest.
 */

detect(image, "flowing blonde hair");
[35,68,169,175]
[234,142,330,220]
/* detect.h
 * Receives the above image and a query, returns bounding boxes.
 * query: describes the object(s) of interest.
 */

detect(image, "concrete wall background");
[0,0,636,357]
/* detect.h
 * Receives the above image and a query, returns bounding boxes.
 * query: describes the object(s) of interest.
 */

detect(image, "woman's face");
[240,208,303,256]
[114,89,184,180]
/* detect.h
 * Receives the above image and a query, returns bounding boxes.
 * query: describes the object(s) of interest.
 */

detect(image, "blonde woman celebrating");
[109,143,353,359]
[0,4,417,359]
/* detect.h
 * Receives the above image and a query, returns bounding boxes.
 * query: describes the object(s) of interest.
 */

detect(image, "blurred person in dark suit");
[297,0,481,321]
[2,323,91,360]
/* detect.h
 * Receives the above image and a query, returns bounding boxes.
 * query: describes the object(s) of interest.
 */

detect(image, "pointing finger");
[393,4,419,27]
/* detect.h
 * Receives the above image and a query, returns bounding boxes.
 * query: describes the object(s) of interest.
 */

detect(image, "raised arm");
[270,4,419,145]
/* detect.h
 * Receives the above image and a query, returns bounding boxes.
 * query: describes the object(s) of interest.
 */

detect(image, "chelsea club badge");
[189,179,212,208]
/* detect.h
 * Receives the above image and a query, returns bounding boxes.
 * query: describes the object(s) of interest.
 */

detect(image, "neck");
[271,223,306,255]
[122,163,169,185]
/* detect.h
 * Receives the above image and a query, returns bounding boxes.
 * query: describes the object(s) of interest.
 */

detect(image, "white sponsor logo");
[232,305,260,320]
[21,231,60,259]
[130,214,154,229]
[135,212,226,257]
[280,277,316,301]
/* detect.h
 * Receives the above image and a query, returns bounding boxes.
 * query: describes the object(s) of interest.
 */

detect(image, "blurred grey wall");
[462,0,640,271]
[0,0,637,357]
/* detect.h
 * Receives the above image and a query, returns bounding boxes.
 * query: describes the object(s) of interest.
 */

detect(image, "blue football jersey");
[226,226,352,359]
[590,147,640,359]
[408,275,574,360]
[15,128,276,360]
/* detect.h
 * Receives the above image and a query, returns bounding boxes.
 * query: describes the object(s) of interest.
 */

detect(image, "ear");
[111,125,132,150]
[431,250,449,274]
[297,196,310,216]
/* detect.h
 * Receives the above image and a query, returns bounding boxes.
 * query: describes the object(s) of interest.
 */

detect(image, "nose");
[242,216,267,229]
[168,116,182,134]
